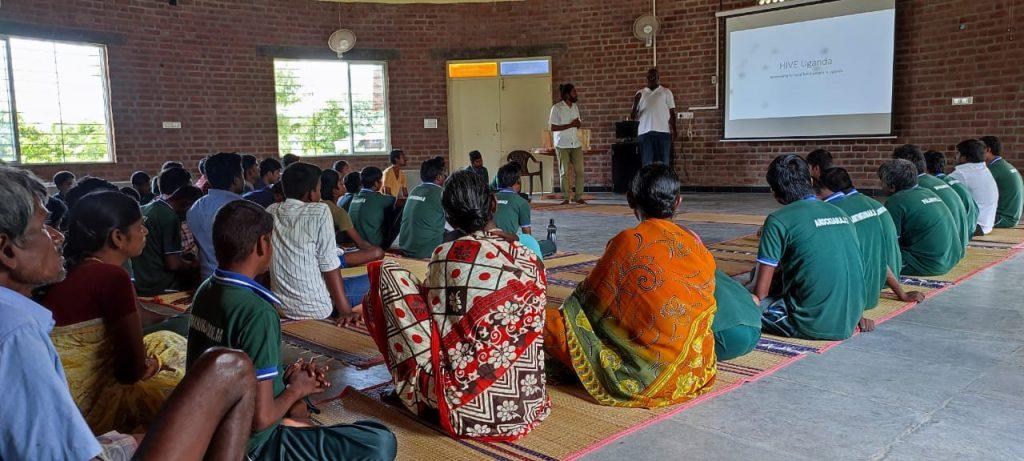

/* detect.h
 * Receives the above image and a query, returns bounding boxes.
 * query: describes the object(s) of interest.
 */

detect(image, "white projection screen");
[724,0,896,140]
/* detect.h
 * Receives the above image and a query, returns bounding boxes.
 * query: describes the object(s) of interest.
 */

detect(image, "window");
[274,59,389,157]
[0,37,114,164]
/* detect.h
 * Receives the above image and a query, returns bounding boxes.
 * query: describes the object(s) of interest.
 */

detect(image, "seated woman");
[42,190,186,434]
[544,163,717,408]
[363,170,550,440]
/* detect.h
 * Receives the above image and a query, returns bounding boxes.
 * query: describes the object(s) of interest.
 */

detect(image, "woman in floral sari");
[364,170,550,440]
[545,163,717,408]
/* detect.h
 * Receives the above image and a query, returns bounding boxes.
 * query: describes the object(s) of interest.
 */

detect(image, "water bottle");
[546,219,557,244]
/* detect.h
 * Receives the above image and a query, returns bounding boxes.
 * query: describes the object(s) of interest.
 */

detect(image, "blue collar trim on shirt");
[498,188,516,194]
[359,188,378,194]
[824,191,846,203]
[846,189,860,196]
[422,182,442,188]
[212,269,282,306]
[989,156,1003,166]
[0,285,55,331]
[935,173,946,178]
[801,194,818,201]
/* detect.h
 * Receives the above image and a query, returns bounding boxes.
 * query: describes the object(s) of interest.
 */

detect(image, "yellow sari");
[51,319,186,434]
[545,218,717,408]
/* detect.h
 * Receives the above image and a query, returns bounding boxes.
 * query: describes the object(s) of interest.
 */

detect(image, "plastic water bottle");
[547,219,557,244]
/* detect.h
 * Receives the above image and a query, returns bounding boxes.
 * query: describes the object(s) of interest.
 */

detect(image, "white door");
[499,75,553,192]
[448,77,501,179]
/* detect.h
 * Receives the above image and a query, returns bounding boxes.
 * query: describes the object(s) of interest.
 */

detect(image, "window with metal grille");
[0,37,114,164]
[274,59,389,157]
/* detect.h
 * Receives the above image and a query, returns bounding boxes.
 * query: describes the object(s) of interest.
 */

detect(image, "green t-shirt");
[756,198,865,340]
[186,273,285,454]
[711,269,762,332]
[940,174,980,240]
[349,189,396,247]
[884,187,961,276]
[829,191,892,309]
[132,200,182,296]
[988,157,1023,228]
[398,183,446,259]
[918,174,968,254]
[494,190,532,235]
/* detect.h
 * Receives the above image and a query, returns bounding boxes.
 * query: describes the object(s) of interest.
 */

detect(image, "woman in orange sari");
[545,163,717,408]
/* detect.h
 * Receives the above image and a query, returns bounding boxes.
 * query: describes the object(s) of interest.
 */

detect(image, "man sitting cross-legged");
[951,139,999,235]
[894,144,969,256]
[320,168,383,256]
[925,149,979,241]
[816,167,924,309]
[350,166,403,249]
[187,200,397,460]
[494,162,556,258]
[982,135,1023,228]
[755,155,869,340]
[399,157,448,259]
[267,163,377,321]
[133,170,203,296]
[878,159,961,277]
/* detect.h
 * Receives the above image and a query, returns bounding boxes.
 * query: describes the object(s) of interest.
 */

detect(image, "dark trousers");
[639,131,672,166]
[252,420,397,461]
[382,207,403,250]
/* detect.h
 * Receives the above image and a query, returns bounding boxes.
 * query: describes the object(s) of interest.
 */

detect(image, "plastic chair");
[506,150,543,196]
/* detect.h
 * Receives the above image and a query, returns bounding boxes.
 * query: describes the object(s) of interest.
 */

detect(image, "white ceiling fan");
[328,29,357,58]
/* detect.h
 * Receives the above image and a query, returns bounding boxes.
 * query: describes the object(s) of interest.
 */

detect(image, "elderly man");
[0,166,262,461]
[878,159,961,276]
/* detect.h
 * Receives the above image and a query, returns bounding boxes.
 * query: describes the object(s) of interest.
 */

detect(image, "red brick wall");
[3,0,1021,189]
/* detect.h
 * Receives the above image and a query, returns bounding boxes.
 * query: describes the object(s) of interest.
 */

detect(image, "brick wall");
[2,0,1020,189]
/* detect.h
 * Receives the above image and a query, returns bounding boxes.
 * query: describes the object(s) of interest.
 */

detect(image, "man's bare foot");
[858,317,876,332]
[898,291,925,302]
[559,200,570,205]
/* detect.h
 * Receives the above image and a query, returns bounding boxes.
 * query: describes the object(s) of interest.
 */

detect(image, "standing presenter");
[550,83,587,205]
[630,68,677,166]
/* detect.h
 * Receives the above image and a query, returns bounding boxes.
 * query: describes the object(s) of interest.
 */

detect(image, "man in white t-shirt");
[951,138,998,235]
[549,83,586,204]
[630,68,678,166]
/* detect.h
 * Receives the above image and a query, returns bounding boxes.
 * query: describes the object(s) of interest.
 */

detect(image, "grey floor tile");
[770,346,982,412]
[584,420,810,461]
[668,377,927,460]
[842,319,1023,372]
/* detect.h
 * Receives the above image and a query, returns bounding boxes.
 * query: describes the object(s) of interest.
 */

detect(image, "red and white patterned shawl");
[364,231,551,440]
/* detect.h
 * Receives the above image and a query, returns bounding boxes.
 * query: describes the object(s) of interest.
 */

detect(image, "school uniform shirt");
[827,191,893,309]
[243,185,276,208]
[465,165,490,184]
[349,189,396,247]
[988,156,1024,228]
[0,286,102,460]
[938,173,980,241]
[951,162,999,234]
[494,189,532,235]
[398,183,446,259]
[45,193,69,230]
[186,269,285,454]
[322,199,354,238]
[337,192,355,211]
[918,173,968,254]
[548,100,582,148]
[381,166,408,197]
[756,197,865,340]
[187,189,243,279]
[132,199,184,296]
[635,85,676,135]
[884,187,961,277]
[711,269,762,333]
[266,199,342,320]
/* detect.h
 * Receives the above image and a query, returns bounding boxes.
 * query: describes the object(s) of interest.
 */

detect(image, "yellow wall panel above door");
[448,62,498,79]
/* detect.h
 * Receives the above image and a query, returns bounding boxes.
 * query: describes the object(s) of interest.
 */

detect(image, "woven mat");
[314,347,800,461]
[138,290,193,314]
[281,319,384,369]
